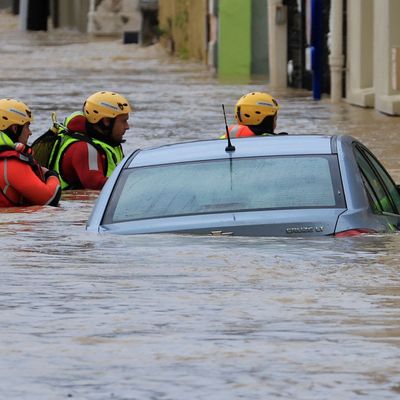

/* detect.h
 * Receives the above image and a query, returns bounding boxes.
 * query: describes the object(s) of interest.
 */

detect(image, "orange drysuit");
[0,147,61,207]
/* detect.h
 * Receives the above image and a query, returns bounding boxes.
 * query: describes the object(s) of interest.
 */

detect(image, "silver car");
[86,135,400,237]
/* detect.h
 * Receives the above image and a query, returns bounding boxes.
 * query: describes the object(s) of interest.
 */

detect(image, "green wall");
[218,0,252,79]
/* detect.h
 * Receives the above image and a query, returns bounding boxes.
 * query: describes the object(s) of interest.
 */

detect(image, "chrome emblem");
[286,226,324,234]
[209,230,234,236]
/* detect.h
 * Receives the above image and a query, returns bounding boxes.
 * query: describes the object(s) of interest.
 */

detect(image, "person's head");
[83,91,132,145]
[0,98,32,144]
[234,92,279,134]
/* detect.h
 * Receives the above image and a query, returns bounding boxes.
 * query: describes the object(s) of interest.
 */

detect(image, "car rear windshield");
[103,155,344,223]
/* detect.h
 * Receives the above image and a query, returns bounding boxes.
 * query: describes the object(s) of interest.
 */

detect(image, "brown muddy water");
[1,10,400,400]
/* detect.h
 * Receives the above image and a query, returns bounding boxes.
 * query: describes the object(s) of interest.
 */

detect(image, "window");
[103,155,344,224]
[355,145,400,215]
[363,149,400,213]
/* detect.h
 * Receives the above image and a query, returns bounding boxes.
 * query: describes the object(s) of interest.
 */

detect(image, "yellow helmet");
[0,98,32,131]
[235,92,279,126]
[83,91,132,124]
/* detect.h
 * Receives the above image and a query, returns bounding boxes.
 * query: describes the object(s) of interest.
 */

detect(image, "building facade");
[269,0,400,115]
[13,0,400,115]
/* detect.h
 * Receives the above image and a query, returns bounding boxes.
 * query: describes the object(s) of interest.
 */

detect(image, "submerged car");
[86,135,400,237]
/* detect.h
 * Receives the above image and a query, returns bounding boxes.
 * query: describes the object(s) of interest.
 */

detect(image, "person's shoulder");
[4,157,34,173]
[64,112,86,134]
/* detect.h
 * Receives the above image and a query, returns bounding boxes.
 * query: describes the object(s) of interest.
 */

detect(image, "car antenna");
[222,104,235,152]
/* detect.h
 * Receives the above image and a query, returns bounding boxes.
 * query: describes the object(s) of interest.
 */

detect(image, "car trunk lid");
[101,209,345,237]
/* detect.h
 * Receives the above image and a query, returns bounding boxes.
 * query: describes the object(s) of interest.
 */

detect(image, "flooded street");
[1,10,400,399]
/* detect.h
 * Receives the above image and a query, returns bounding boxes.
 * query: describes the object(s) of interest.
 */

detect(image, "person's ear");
[9,124,18,134]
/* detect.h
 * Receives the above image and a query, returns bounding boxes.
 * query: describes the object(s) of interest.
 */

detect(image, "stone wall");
[158,0,207,61]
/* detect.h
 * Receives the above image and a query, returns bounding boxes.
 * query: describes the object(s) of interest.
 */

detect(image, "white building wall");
[88,0,141,36]
[329,0,344,103]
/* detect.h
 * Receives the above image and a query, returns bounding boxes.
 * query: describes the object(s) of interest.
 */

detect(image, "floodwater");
[1,10,400,400]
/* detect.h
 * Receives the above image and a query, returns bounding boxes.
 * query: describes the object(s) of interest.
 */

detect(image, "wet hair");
[248,115,276,135]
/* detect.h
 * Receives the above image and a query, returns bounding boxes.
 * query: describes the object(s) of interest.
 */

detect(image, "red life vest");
[220,125,274,139]
[219,125,255,139]
[228,124,256,137]
[0,146,44,180]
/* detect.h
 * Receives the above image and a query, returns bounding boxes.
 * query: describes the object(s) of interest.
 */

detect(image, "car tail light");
[335,228,376,237]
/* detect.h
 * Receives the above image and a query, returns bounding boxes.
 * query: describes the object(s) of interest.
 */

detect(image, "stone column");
[345,0,374,107]
[56,0,90,32]
[267,0,287,88]
[207,0,218,69]
[19,0,28,30]
[374,0,400,115]
[329,0,344,103]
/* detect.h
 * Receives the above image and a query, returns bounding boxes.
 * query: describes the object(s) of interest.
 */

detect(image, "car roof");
[126,134,353,168]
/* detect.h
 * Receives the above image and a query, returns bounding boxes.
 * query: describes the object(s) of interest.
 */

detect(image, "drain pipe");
[329,0,344,103]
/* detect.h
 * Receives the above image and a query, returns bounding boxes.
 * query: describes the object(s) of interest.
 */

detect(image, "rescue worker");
[220,91,283,138]
[51,91,132,190]
[0,99,61,207]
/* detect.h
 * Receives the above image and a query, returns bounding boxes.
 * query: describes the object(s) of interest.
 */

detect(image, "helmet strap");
[86,118,120,147]
[249,114,276,135]
[236,106,242,123]
[4,125,22,143]
[104,117,116,134]
[16,124,24,138]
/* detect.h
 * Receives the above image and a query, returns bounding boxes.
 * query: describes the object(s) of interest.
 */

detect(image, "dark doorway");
[251,0,269,77]
[27,0,49,31]
[285,0,308,88]
[284,0,331,94]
